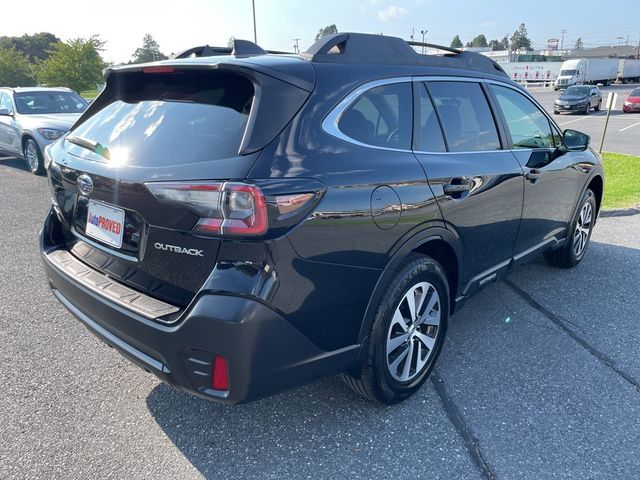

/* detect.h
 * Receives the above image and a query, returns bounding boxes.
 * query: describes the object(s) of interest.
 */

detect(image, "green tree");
[0,32,60,63]
[574,37,583,50]
[131,34,167,63]
[510,23,532,51]
[450,35,463,48]
[38,36,106,92]
[470,34,488,48]
[315,24,338,41]
[0,47,36,87]
[500,35,510,50]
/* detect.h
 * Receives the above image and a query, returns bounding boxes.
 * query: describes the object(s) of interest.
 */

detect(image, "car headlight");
[37,128,65,140]
[625,101,632,106]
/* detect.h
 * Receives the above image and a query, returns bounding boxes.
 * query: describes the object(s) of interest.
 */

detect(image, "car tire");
[584,102,590,115]
[595,100,601,111]
[544,189,596,268]
[342,253,449,404]
[554,110,559,115]
[24,138,45,175]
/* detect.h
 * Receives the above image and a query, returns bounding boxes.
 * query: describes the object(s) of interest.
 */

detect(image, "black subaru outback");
[41,33,604,404]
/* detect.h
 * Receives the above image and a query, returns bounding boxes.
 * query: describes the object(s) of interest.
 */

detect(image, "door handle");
[443,180,471,196]
[525,170,541,183]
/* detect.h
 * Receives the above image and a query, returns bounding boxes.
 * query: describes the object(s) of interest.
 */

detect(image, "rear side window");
[427,81,500,152]
[490,84,554,149]
[416,84,446,152]
[69,70,254,166]
[338,82,412,150]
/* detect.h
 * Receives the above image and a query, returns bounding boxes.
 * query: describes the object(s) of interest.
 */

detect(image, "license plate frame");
[85,200,125,249]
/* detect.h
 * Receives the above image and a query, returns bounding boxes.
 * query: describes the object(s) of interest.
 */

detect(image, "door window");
[427,81,501,152]
[338,82,412,149]
[490,84,554,149]
[416,84,446,152]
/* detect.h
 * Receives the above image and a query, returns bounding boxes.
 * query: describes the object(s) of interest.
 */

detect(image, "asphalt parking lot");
[527,83,640,156]
[1,155,639,480]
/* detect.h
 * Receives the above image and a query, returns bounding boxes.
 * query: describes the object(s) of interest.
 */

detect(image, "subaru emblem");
[77,174,94,196]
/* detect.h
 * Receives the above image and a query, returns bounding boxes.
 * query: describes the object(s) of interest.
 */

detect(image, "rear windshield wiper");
[66,135,111,160]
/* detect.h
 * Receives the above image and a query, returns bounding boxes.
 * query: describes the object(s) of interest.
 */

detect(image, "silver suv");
[0,87,88,174]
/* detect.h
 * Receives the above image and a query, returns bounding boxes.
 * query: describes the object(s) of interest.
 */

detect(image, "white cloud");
[480,20,496,28]
[377,5,409,21]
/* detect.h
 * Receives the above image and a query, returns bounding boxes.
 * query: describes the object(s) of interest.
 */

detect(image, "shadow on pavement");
[0,156,29,173]
[145,234,639,479]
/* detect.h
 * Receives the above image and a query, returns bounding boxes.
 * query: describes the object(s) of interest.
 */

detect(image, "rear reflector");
[211,354,229,391]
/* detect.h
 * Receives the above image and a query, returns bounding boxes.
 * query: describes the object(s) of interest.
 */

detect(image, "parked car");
[622,88,640,113]
[554,85,602,115]
[41,34,604,405]
[0,87,88,174]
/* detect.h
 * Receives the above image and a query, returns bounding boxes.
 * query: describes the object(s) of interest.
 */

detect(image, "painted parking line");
[558,112,606,126]
[619,121,640,132]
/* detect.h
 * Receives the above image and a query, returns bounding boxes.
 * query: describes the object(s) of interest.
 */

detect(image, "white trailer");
[554,58,619,89]
[499,62,561,85]
[617,59,640,83]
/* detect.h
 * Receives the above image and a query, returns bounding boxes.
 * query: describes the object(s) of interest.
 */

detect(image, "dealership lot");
[528,83,640,156]
[1,134,640,479]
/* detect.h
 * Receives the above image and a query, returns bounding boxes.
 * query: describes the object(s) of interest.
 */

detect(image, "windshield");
[631,88,640,97]
[14,91,88,115]
[68,70,254,167]
[559,69,577,76]
[565,86,590,96]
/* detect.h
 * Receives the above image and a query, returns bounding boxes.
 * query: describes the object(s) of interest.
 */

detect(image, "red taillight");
[146,181,268,237]
[211,354,229,391]
[142,66,175,74]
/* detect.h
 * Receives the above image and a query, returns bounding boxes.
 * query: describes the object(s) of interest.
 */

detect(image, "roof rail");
[406,41,461,55]
[174,39,268,59]
[304,32,507,77]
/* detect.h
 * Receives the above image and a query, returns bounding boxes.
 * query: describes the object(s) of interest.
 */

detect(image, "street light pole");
[420,29,428,53]
[252,0,257,44]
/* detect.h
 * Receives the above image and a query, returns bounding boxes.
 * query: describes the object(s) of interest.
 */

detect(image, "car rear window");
[68,70,254,166]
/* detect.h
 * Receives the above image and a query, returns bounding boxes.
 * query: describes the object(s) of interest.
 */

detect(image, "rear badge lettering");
[154,242,204,257]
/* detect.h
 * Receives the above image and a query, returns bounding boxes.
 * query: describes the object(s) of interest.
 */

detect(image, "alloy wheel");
[573,200,593,257]
[25,141,39,172]
[386,282,441,382]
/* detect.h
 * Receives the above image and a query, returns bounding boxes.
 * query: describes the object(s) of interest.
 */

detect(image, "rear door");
[48,67,309,307]
[487,82,582,259]
[413,79,524,295]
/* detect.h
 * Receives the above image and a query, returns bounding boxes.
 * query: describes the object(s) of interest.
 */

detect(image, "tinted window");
[416,84,446,152]
[68,71,254,166]
[427,82,500,152]
[14,91,87,114]
[490,85,554,149]
[338,82,412,149]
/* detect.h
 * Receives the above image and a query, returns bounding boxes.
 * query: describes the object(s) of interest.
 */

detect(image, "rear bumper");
[41,210,359,404]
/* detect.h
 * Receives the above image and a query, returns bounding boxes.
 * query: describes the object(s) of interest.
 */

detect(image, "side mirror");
[0,108,12,116]
[563,129,589,152]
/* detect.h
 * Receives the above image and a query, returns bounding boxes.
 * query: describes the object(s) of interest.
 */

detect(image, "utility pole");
[411,28,415,42]
[293,38,300,54]
[420,29,428,53]
[617,36,624,46]
[252,0,257,44]
[560,29,566,50]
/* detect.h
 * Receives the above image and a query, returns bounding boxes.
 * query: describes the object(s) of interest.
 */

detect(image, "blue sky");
[3,0,640,63]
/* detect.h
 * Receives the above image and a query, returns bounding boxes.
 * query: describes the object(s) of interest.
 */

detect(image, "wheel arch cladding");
[412,239,459,313]
[587,175,603,216]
